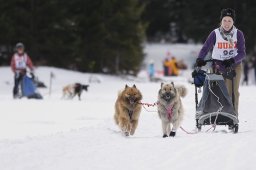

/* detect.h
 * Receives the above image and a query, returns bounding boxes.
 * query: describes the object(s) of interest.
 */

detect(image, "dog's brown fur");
[114,84,142,136]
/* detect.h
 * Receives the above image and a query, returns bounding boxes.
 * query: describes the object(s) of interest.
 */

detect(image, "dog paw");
[124,132,129,136]
[163,134,168,138]
[169,131,176,137]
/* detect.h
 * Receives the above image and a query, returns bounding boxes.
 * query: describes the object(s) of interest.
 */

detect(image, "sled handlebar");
[196,59,234,69]
[204,59,213,63]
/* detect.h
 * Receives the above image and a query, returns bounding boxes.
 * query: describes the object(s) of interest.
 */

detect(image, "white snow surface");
[1,44,256,170]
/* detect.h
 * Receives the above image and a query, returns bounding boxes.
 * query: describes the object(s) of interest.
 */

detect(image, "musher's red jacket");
[10,53,34,73]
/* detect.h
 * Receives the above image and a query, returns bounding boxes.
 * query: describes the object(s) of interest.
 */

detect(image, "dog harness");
[166,105,174,120]
[128,110,133,121]
[158,102,174,120]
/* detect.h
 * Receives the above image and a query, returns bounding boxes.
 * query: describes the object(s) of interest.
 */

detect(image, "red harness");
[139,101,174,120]
[139,101,197,135]
[166,105,174,120]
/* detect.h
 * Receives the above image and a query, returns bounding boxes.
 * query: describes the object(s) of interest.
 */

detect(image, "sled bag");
[193,69,206,87]
[22,75,36,97]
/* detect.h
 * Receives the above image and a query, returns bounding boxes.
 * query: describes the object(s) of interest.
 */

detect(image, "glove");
[196,58,207,67]
[30,72,35,80]
[192,70,197,78]
[222,58,235,68]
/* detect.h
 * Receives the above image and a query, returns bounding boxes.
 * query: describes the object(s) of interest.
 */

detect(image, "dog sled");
[193,60,239,133]
[18,73,43,99]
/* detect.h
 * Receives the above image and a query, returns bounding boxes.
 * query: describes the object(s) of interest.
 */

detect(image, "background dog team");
[62,83,89,100]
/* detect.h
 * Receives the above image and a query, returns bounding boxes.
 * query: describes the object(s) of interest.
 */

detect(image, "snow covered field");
[1,44,256,170]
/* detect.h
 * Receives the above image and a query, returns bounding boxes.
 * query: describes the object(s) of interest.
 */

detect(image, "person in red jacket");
[10,42,34,98]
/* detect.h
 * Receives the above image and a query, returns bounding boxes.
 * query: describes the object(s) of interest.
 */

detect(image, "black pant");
[13,73,24,97]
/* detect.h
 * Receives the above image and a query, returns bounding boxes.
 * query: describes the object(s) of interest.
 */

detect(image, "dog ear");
[161,82,164,88]
[125,84,129,89]
[133,84,137,88]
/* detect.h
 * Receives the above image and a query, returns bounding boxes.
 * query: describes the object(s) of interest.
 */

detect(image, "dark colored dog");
[62,83,89,100]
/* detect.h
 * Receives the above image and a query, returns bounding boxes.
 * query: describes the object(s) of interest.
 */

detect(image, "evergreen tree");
[0,0,146,74]
[143,0,256,54]
[70,0,146,74]
[1,0,256,69]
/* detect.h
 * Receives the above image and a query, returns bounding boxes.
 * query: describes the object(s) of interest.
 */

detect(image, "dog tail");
[177,85,187,98]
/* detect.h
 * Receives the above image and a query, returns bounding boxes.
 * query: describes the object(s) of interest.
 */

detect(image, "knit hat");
[15,42,25,49]
[220,8,236,21]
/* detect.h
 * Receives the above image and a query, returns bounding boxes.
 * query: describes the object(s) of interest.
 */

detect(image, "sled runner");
[193,60,239,133]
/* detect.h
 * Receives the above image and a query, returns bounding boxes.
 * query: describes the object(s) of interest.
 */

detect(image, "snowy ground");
[1,44,256,170]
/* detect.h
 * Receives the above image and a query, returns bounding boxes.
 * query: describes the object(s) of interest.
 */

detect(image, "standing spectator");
[169,57,179,76]
[163,52,172,76]
[148,60,155,81]
[163,58,170,76]
[242,60,249,85]
[10,42,34,98]
[253,57,256,84]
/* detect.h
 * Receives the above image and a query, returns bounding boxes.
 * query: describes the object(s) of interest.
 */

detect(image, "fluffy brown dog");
[114,84,142,136]
[157,82,187,137]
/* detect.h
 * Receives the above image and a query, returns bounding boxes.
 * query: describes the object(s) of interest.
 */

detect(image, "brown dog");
[114,84,142,136]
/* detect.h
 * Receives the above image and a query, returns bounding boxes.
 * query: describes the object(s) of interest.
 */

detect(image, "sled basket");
[196,74,238,125]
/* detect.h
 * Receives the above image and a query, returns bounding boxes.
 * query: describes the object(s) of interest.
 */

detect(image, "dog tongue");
[130,100,135,104]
